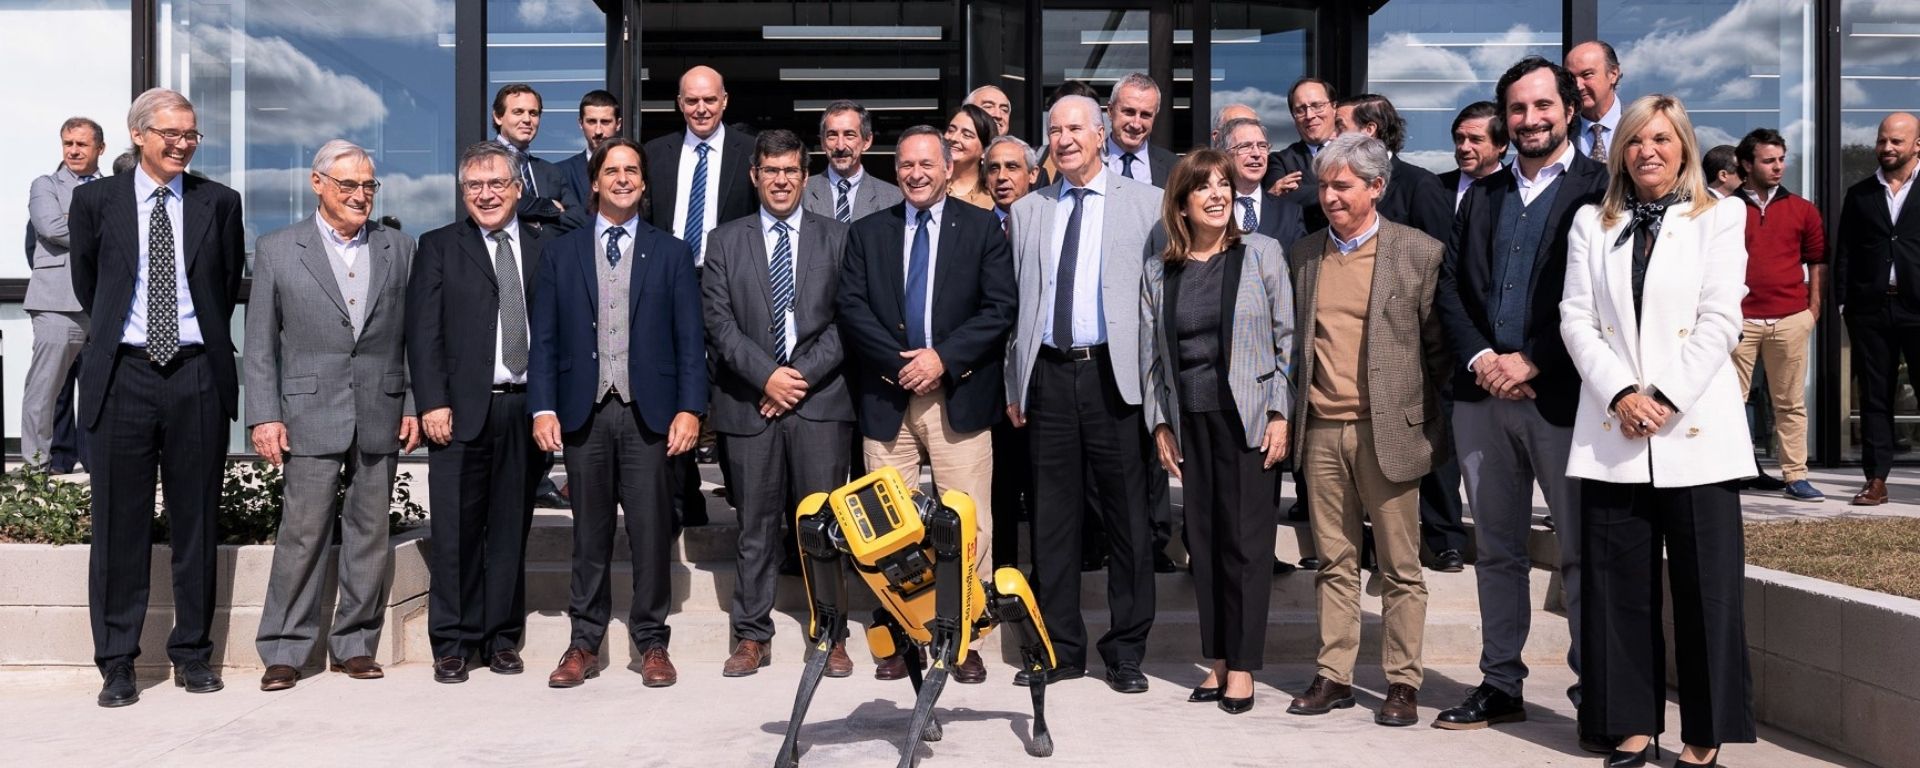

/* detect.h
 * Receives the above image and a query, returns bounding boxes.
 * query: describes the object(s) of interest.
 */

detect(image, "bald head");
[1878,112,1920,176]
[1212,103,1258,143]
[678,66,729,139]
[967,85,1011,135]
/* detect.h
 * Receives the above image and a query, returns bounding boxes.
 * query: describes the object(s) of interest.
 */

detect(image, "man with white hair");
[249,140,421,692]
[968,84,1013,138]
[1103,72,1176,187]
[69,87,247,707]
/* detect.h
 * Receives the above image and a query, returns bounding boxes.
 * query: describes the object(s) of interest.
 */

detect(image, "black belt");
[119,344,203,364]
[491,383,528,394]
[1038,343,1108,363]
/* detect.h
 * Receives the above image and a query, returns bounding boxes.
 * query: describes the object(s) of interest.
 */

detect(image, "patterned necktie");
[490,230,528,375]
[905,208,932,349]
[1239,196,1259,232]
[770,221,795,363]
[146,186,180,365]
[834,178,853,223]
[517,148,538,197]
[605,226,625,267]
[1589,123,1608,164]
[685,142,711,261]
[1053,188,1090,350]
[1121,153,1138,180]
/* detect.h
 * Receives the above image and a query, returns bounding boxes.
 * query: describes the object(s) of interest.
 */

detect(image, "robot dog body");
[774,466,1058,767]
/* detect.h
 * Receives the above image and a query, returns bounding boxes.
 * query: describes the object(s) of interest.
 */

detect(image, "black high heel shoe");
[1188,685,1222,703]
[1606,735,1659,768]
[1219,692,1253,714]
[1671,745,1718,767]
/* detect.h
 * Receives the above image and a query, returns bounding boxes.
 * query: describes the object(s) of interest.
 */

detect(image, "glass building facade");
[0,0,1903,462]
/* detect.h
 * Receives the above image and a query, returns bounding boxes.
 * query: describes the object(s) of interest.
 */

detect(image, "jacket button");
[1678,329,1689,337]
[897,323,906,331]
[1602,421,1612,431]
[1687,427,1700,437]
[1605,325,1614,334]
[341,320,351,328]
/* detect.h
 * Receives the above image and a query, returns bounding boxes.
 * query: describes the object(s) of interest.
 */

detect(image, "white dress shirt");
[1044,170,1110,348]
[1576,96,1622,158]
[902,197,947,346]
[316,214,368,269]
[1512,140,1576,206]
[760,206,804,356]
[827,166,865,212]
[1453,172,1477,211]
[1878,167,1914,286]
[672,124,727,267]
[496,133,542,198]
[478,219,529,385]
[125,169,203,347]
[1103,137,1153,184]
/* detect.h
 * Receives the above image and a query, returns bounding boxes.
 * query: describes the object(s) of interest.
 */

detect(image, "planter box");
[0,530,429,671]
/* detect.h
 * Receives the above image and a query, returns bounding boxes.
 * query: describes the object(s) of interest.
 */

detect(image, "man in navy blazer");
[556,89,621,211]
[530,137,706,690]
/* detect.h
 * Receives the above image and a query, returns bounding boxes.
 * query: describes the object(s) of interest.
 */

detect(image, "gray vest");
[595,228,633,403]
[323,234,372,337]
[1488,177,1562,352]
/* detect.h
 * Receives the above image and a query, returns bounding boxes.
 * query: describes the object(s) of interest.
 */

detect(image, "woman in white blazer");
[1559,94,1754,768]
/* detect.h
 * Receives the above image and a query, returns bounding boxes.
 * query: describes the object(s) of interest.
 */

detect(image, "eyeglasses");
[755,166,805,180]
[461,177,519,195]
[1290,101,1330,117]
[319,172,381,195]
[1228,141,1272,156]
[150,128,204,145]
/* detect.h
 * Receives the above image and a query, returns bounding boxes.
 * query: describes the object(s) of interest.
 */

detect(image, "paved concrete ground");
[0,660,1862,767]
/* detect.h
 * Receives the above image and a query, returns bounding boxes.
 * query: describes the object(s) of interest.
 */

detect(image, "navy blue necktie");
[906,208,932,349]
[685,142,711,261]
[605,226,625,267]
[1053,188,1089,350]
[1240,196,1258,232]
[770,221,795,363]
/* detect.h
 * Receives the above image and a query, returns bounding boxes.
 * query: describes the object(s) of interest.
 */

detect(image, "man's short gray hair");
[1046,94,1104,135]
[986,135,1039,170]
[819,99,873,141]
[127,88,194,133]
[457,140,518,184]
[311,139,374,176]
[1312,133,1392,195]
[1211,117,1265,152]
[1110,72,1162,104]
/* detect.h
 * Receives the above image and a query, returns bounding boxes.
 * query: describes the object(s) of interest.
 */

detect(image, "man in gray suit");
[249,140,420,691]
[804,100,903,225]
[23,117,106,470]
[703,129,856,679]
[1004,94,1161,693]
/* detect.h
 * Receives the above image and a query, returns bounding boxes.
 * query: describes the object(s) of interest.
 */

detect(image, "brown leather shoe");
[824,641,853,678]
[547,647,598,688]
[1286,675,1357,715]
[1853,478,1889,506]
[260,664,300,692]
[640,646,678,687]
[329,656,384,680]
[873,647,928,681]
[952,652,986,684]
[723,640,770,677]
[1376,683,1420,726]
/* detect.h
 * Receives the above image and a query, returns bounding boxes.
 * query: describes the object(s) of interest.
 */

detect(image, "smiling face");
[1566,42,1620,122]
[1503,68,1573,162]
[1878,114,1919,174]
[61,126,105,177]
[984,141,1036,210]
[896,133,951,210]
[1048,98,1105,186]
[945,112,985,168]
[678,67,728,140]
[131,106,198,183]
[1108,83,1160,153]
[494,92,542,148]
[1290,81,1335,146]
[1453,116,1503,178]
[312,153,376,236]
[462,154,522,232]
[593,144,644,222]
[1224,123,1269,192]
[579,105,620,155]
[821,109,872,176]
[969,86,1011,136]
[753,148,806,219]
[1623,112,1682,200]
[1319,162,1384,238]
[1182,167,1235,237]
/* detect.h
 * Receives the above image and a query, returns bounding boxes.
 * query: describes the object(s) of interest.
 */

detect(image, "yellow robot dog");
[774,466,1058,768]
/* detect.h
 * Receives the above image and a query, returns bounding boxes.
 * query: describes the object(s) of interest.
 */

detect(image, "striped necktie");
[685,142,711,261]
[835,178,853,223]
[770,221,795,363]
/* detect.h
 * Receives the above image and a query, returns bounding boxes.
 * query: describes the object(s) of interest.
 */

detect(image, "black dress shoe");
[488,649,524,674]
[1743,470,1787,492]
[1152,552,1178,574]
[1432,683,1524,730]
[1434,549,1465,573]
[1104,661,1149,693]
[433,655,470,684]
[1080,556,1108,572]
[1606,736,1658,768]
[173,660,223,693]
[1219,692,1254,714]
[534,489,568,508]
[1012,665,1085,687]
[1580,728,1620,754]
[1188,685,1222,702]
[1273,558,1298,575]
[1297,556,1322,571]
[97,663,138,708]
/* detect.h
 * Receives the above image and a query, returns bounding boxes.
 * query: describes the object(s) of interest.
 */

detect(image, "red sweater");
[1738,187,1825,319]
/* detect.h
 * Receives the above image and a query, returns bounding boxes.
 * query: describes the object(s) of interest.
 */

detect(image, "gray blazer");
[702,209,855,435]
[26,166,89,312]
[1004,171,1163,410]
[244,216,417,456]
[802,172,903,223]
[1141,233,1296,451]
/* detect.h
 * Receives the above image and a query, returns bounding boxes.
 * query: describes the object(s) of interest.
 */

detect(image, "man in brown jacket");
[1283,133,1450,728]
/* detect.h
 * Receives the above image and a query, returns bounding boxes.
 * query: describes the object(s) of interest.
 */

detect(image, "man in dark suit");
[1441,101,1509,211]
[1265,77,1340,232]
[557,90,621,210]
[406,141,550,684]
[1217,117,1307,249]
[839,125,1016,679]
[68,88,246,707]
[493,83,577,234]
[1430,57,1609,748]
[703,129,856,678]
[1102,72,1177,188]
[803,100,904,225]
[1837,111,1920,505]
[531,137,705,689]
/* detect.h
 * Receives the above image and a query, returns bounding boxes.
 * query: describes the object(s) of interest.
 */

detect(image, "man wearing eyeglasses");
[1217,117,1307,250]
[406,141,551,684]
[248,140,419,692]
[68,88,246,707]
[1266,77,1340,233]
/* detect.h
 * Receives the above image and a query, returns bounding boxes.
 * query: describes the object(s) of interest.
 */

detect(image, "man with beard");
[804,100,903,225]
[1430,57,1609,754]
[1442,101,1508,211]
[1836,112,1920,506]
[557,90,622,214]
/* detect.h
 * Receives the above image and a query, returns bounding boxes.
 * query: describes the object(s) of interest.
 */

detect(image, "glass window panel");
[970,2,1030,141]
[486,0,604,165]
[1209,3,1314,147]
[1367,0,1562,172]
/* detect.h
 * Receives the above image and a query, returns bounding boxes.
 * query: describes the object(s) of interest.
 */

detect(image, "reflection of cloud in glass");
[1211,86,1293,131]
[1618,1,1793,88]
[1401,149,1457,174]
[1367,31,1481,109]
[1843,0,1920,69]
[210,33,388,145]
[515,0,596,28]
[246,167,456,238]
[251,0,452,39]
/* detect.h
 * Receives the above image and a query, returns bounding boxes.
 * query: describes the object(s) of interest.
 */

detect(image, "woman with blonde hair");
[1559,94,1754,768]
[1141,149,1294,714]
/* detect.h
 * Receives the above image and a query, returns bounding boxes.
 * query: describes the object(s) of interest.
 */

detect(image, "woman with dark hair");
[1140,149,1295,715]
[945,103,997,210]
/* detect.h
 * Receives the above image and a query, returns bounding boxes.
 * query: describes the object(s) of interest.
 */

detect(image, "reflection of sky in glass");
[1368,0,1563,172]
[486,0,604,164]
[1209,5,1313,147]
[1842,0,1920,164]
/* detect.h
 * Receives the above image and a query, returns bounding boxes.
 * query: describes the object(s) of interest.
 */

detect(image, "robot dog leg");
[773,493,848,768]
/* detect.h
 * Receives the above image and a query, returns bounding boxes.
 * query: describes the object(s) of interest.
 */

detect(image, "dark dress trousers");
[1834,170,1920,480]
[529,218,707,653]
[68,171,246,670]
[407,217,548,659]
[702,210,854,643]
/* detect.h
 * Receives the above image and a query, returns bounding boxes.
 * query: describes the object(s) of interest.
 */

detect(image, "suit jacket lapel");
[879,206,909,324]
[1036,183,1062,279]
[181,179,213,271]
[519,225,542,304]
[295,219,350,318]
[460,220,498,287]
[630,226,661,320]
[933,205,965,319]
[111,176,140,279]
[751,219,777,322]
[362,228,392,323]
[1217,245,1245,363]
